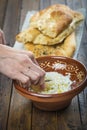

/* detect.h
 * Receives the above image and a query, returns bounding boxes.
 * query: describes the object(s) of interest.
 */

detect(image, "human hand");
[0,47,46,88]
[0,30,45,89]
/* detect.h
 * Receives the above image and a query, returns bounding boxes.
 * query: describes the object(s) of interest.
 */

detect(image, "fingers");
[13,72,31,88]
[11,52,45,88]
[38,74,45,88]
[27,51,39,65]
[22,68,39,83]
[0,29,6,45]
[27,60,46,87]
[16,52,46,88]
[0,43,45,89]
[21,66,45,87]
[20,50,39,65]
[14,69,45,90]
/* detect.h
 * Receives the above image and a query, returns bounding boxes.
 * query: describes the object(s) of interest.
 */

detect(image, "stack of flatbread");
[16,4,84,57]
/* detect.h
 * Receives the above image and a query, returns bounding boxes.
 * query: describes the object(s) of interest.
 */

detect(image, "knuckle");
[32,74,40,82]
[9,71,17,79]
[22,77,29,84]
[21,55,29,63]
[33,76,39,81]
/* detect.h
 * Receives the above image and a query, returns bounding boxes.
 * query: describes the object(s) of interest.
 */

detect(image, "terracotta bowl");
[14,56,87,111]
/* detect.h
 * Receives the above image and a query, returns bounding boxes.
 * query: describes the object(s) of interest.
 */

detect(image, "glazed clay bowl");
[14,56,87,111]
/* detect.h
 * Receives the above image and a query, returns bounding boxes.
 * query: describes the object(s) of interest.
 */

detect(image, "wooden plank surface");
[51,0,66,5]
[0,75,12,130]
[3,0,22,47]
[19,0,40,31]
[67,0,82,9]
[77,14,87,130]
[7,0,40,130]
[7,88,32,130]
[0,0,87,130]
[40,0,50,9]
[67,1,87,129]
[0,0,7,28]
[0,0,22,130]
[32,107,57,130]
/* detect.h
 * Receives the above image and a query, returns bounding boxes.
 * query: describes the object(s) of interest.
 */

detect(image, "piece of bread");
[61,32,76,57]
[16,4,84,45]
[30,4,84,38]
[33,22,75,45]
[24,32,76,58]
[16,27,40,43]
[30,5,72,38]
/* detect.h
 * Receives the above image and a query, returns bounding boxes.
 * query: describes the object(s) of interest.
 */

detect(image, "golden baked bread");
[24,32,76,58]
[30,4,73,38]
[33,23,75,45]
[16,27,40,43]
[16,4,84,45]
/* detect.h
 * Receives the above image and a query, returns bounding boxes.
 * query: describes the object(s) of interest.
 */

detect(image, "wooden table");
[0,0,87,130]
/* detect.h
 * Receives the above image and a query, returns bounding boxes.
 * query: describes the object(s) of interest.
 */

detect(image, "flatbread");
[30,4,73,38]
[24,32,76,58]
[16,4,84,45]
[16,27,40,43]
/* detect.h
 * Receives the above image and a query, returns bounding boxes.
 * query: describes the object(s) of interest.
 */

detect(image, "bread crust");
[16,4,84,45]
[30,4,84,39]
[24,32,76,58]
[30,4,73,38]
[16,27,40,43]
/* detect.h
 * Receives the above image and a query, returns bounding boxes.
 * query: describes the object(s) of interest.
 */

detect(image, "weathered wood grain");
[0,75,12,130]
[56,97,82,130]
[32,106,57,130]
[81,0,87,9]
[0,0,22,130]
[0,0,7,28]
[78,88,87,130]
[40,0,50,9]
[77,20,87,66]
[77,16,87,130]
[51,0,66,5]
[19,0,40,31]
[67,0,82,9]
[7,88,32,130]
[7,0,40,130]
[3,0,22,47]
[0,0,87,130]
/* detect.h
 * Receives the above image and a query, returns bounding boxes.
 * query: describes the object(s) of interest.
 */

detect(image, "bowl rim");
[14,56,87,98]
[14,78,87,98]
